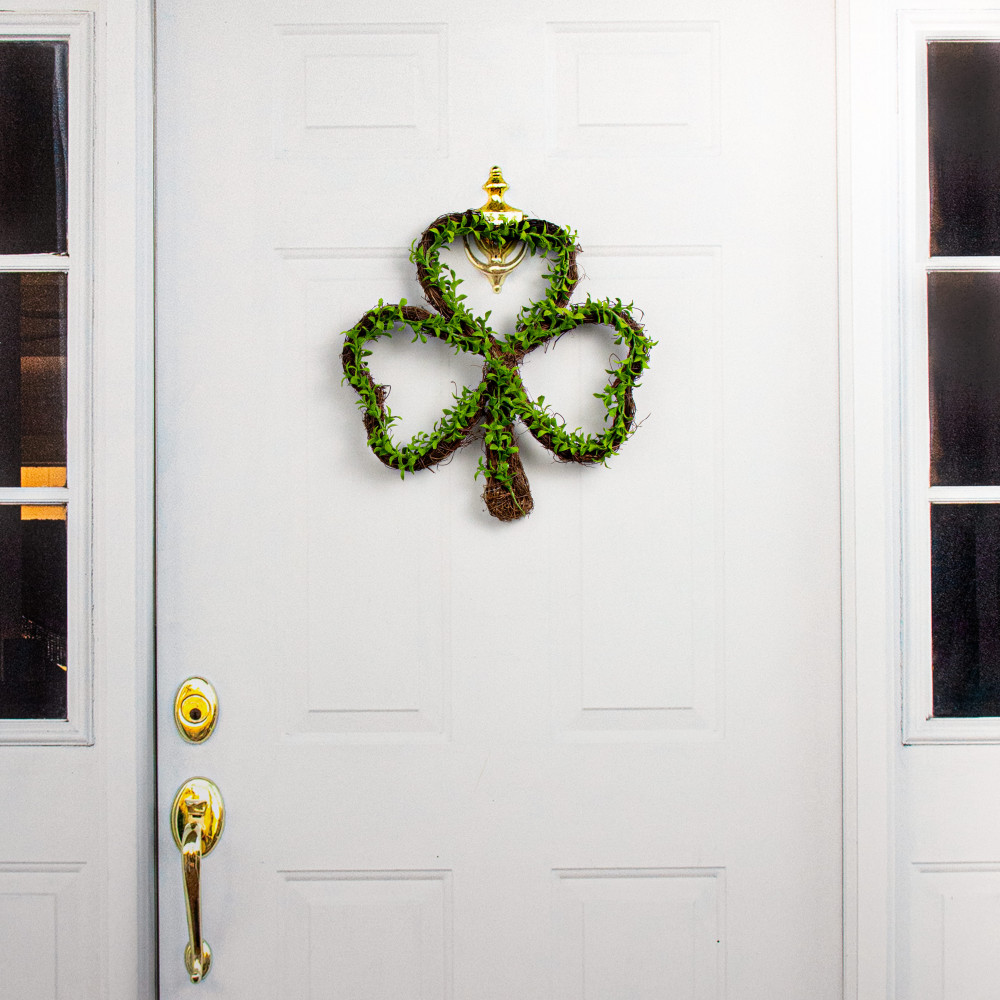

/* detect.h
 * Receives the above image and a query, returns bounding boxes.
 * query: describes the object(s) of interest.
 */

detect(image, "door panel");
[156,2,841,996]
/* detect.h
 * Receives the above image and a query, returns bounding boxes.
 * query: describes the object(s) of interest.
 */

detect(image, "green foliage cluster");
[341,303,486,476]
[341,210,654,517]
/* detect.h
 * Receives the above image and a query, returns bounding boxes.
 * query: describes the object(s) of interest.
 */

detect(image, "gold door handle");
[171,778,225,983]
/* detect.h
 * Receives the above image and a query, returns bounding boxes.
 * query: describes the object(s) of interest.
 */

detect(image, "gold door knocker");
[462,166,527,293]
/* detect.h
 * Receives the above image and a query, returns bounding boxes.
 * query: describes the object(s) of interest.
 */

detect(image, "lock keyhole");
[174,679,218,743]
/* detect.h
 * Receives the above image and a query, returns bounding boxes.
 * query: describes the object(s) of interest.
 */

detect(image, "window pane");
[0,272,67,488]
[0,41,68,254]
[932,503,1000,716]
[0,504,66,719]
[928,271,1000,485]
[928,41,1000,256]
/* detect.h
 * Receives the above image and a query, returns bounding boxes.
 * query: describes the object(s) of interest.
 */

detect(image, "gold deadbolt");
[174,678,219,743]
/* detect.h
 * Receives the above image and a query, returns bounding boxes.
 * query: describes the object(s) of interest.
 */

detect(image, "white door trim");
[837,1,915,997]
[94,0,156,994]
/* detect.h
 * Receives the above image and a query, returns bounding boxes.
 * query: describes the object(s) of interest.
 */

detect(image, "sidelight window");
[0,22,91,742]
[904,31,1000,740]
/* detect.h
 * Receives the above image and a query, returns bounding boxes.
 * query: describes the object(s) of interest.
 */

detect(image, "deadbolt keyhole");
[174,679,218,743]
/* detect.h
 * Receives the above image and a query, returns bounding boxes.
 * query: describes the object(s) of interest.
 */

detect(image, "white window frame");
[898,12,1000,744]
[0,12,93,744]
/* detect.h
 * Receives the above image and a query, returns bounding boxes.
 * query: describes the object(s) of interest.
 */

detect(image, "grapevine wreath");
[341,210,653,521]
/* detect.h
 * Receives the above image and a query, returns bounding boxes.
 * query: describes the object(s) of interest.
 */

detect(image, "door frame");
[102,0,899,996]
[838,0,896,991]
[839,1,917,997]
[86,0,156,995]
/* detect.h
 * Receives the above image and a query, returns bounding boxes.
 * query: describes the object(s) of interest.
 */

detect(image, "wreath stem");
[482,434,533,522]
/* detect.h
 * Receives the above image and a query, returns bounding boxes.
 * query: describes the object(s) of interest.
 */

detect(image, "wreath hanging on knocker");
[340,171,654,522]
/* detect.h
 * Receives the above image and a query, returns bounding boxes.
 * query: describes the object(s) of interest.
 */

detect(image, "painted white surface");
[0,1,155,998]
[897,10,1000,998]
[156,1,842,996]
[552,868,724,1000]
[838,0,901,993]
[845,2,1000,997]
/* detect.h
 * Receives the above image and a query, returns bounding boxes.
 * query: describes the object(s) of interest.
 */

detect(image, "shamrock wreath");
[341,210,653,521]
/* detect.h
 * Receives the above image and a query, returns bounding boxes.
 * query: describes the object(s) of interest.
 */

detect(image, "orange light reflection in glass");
[21,505,66,520]
[21,466,67,487]
[19,468,68,520]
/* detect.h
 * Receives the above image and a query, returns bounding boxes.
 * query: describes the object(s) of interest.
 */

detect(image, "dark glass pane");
[927,271,1000,485]
[0,41,67,254]
[0,505,66,719]
[929,42,1000,256]
[0,272,67,488]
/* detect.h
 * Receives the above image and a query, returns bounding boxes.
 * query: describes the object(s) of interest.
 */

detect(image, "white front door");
[155,2,843,996]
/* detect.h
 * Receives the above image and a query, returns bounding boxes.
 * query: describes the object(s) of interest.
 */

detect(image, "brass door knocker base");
[463,166,526,293]
[462,232,527,293]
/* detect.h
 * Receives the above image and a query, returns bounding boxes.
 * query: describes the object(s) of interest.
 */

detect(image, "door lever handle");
[181,802,209,982]
[171,778,225,983]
